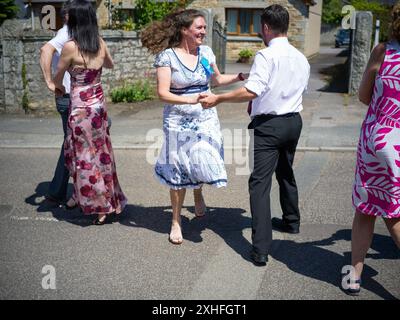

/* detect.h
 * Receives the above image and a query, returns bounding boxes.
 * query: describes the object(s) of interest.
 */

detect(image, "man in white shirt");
[200,4,310,266]
[40,1,72,204]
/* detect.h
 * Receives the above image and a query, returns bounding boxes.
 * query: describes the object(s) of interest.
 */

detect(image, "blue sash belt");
[170,84,209,95]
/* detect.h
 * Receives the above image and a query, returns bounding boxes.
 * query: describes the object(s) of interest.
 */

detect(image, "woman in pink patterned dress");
[51,0,127,224]
[348,3,400,295]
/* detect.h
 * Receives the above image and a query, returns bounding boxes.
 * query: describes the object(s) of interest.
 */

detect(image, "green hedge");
[0,0,19,25]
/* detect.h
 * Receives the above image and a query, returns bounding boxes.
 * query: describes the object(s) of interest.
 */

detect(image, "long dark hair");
[67,0,100,55]
[141,9,205,55]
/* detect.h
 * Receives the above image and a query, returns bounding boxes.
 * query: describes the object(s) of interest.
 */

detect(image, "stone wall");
[226,38,265,63]
[321,23,340,46]
[349,12,373,95]
[0,19,154,114]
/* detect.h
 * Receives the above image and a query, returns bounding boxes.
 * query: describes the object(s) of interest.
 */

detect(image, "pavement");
[0,46,399,300]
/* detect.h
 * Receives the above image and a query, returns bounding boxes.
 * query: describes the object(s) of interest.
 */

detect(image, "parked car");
[335,29,351,48]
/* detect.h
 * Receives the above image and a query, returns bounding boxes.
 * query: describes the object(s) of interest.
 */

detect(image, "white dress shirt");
[245,37,310,117]
[48,25,71,94]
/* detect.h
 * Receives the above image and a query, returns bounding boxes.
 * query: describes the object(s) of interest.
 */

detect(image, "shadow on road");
[318,48,350,94]
[119,204,254,261]
[25,183,399,299]
[270,229,399,300]
[336,48,350,57]
[24,181,93,224]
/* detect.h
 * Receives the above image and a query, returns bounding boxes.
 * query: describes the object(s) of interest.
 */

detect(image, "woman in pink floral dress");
[347,3,400,295]
[52,0,127,224]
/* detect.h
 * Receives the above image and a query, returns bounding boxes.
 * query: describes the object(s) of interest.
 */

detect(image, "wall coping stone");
[227,36,263,42]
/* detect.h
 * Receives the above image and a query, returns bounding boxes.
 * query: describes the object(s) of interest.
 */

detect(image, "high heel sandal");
[93,214,113,225]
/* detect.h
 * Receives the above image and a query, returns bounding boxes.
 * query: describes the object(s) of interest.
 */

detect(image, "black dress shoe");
[250,251,268,266]
[45,194,63,204]
[271,217,300,234]
[64,200,78,211]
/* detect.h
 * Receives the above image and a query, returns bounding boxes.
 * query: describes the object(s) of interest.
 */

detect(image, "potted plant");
[238,49,254,63]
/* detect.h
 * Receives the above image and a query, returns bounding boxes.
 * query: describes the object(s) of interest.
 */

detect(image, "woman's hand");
[186,94,201,104]
[199,93,219,108]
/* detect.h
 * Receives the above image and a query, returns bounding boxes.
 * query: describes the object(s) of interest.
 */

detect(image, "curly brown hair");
[141,9,205,55]
[391,2,400,42]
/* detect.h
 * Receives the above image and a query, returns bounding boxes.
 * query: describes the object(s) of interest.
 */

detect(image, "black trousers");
[248,112,302,255]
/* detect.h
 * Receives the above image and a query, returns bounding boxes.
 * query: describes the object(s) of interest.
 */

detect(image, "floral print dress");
[352,41,400,218]
[64,67,127,215]
[154,45,227,190]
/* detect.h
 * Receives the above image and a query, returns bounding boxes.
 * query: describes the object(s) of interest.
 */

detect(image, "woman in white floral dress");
[141,9,248,244]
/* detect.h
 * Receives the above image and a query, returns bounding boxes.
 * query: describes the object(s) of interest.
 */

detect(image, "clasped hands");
[47,81,66,97]
[196,93,219,109]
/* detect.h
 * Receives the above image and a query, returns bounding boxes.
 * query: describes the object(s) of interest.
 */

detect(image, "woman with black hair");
[51,0,127,224]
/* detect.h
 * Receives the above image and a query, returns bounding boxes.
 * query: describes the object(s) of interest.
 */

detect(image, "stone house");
[189,0,322,62]
[97,0,323,61]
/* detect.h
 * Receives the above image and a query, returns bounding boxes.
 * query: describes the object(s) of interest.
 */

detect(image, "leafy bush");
[134,0,192,30]
[110,80,154,103]
[0,0,19,25]
[239,49,254,59]
[121,17,135,31]
[110,87,125,103]
[322,0,392,42]
[322,0,343,25]
[351,0,392,42]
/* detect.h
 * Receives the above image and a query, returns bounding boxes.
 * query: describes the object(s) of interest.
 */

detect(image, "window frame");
[226,8,263,37]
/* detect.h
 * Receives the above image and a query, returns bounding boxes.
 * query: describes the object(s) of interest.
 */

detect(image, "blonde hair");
[141,9,205,55]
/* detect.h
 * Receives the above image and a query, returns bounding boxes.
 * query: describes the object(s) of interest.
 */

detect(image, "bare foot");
[169,222,183,245]
[194,194,206,218]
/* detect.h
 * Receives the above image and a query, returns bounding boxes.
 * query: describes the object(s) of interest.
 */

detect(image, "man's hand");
[199,93,219,109]
[47,82,56,93]
[54,84,65,97]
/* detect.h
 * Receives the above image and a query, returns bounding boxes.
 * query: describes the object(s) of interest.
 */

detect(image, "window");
[226,8,263,36]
